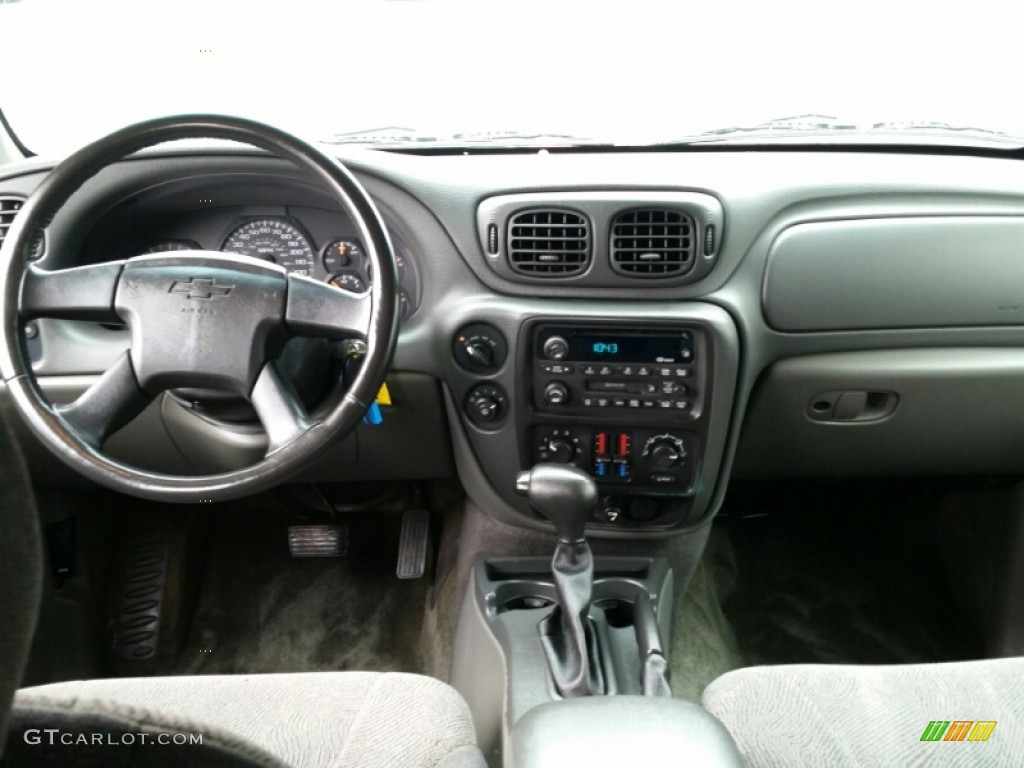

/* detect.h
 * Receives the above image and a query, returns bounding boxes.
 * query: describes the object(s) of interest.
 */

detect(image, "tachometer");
[222,219,315,275]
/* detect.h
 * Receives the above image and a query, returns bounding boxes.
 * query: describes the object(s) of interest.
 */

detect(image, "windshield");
[4,0,1023,154]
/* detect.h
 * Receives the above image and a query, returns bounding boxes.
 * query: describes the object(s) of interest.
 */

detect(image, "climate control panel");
[533,425,695,493]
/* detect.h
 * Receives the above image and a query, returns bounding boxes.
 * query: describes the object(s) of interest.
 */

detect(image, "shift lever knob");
[516,463,599,542]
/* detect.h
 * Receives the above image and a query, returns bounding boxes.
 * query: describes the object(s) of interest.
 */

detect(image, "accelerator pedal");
[396,509,431,579]
[288,525,349,558]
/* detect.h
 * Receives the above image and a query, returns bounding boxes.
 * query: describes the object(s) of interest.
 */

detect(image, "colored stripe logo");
[921,721,997,742]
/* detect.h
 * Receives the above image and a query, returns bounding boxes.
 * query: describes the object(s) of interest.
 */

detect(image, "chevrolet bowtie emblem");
[170,278,234,300]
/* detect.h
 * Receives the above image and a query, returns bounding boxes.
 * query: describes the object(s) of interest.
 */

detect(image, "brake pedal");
[114,527,172,661]
[396,509,431,579]
[288,525,349,558]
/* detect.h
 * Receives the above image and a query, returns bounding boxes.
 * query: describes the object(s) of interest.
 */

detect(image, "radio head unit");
[532,324,703,417]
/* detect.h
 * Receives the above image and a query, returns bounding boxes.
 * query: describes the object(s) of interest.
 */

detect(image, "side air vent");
[0,197,44,259]
[610,209,695,276]
[0,197,24,251]
[507,209,590,276]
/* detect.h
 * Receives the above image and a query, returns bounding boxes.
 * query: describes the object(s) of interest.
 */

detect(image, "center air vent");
[507,209,590,276]
[611,209,695,277]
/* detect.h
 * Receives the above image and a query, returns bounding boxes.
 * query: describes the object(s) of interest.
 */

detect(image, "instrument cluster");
[140,213,419,321]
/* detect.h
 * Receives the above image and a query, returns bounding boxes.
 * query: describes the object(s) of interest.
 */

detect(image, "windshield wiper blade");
[321,126,442,145]
[650,115,1022,146]
[320,127,611,148]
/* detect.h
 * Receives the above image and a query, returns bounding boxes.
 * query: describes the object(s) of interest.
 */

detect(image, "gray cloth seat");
[702,657,1024,767]
[10,671,484,768]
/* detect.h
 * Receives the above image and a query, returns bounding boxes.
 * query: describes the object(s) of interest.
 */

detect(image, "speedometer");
[221,219,315,275]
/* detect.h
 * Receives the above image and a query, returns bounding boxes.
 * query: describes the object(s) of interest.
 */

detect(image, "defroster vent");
[508,209,590,276]
[611,209,695,276]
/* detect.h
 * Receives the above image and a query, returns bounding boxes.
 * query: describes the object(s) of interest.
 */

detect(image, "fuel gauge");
[328,272,367,293]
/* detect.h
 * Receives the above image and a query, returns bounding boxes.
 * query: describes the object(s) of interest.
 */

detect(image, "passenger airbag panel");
[764,217,1024,331]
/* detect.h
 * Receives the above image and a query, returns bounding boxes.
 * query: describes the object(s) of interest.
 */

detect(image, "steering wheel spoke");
[55,351,151,448]
[249,361,317,454]
[285,273,371,339]
[21,262,125,323]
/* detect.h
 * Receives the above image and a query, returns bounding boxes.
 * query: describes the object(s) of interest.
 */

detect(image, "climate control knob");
[544,381,570,405]
[651,442,681,468]
[542,336,570,361]
[642,434,687,469]
[547,438,575,463]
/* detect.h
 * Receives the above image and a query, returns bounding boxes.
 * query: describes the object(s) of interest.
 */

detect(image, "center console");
[521,320,715,530]
[446,300,738,536]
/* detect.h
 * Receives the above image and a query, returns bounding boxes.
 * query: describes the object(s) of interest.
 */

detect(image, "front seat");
[0,411,484,768]
[703,660,1024,767]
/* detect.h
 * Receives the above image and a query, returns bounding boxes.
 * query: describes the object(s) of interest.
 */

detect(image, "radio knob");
[650,441,682,468]
[547,438,575,463]
[544,381,570,405]
[543,336,570,361]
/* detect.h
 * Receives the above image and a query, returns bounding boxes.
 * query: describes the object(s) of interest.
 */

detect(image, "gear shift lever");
[516,463,603,697]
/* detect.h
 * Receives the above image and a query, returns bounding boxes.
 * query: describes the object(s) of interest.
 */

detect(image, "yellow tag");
[375,382,392,406]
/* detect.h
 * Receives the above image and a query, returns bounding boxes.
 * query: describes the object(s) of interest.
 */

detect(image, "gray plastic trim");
[476,191,723,288]
[764,216,1024,331]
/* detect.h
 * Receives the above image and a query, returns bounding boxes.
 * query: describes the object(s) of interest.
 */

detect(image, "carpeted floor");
[668,479,993,701]
[157,494,434,678]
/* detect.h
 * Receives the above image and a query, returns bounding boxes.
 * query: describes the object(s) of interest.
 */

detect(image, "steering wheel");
[0,115,399,502]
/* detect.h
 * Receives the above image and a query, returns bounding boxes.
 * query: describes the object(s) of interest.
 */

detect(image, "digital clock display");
[539,328,696,364]
[591,342,619,355]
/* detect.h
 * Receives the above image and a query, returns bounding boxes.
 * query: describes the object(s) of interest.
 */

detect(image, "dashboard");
[5,145,1024,537]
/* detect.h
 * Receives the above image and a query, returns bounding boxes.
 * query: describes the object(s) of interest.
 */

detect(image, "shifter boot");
[538,539,605,697]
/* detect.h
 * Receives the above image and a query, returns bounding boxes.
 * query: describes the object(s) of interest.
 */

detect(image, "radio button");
[596,398,610,407]
[628,399,641,409]
[582,365,597,375]
[674,400,690,410]
[642,399,657,408]
[675,368,690,378]
[620,365,634,376]
[642,383,658,394]
[540,363,574,374]
[658,400,673,409]
[598,365,615,376]
[612,398,627,408]
[636,366,652,376]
